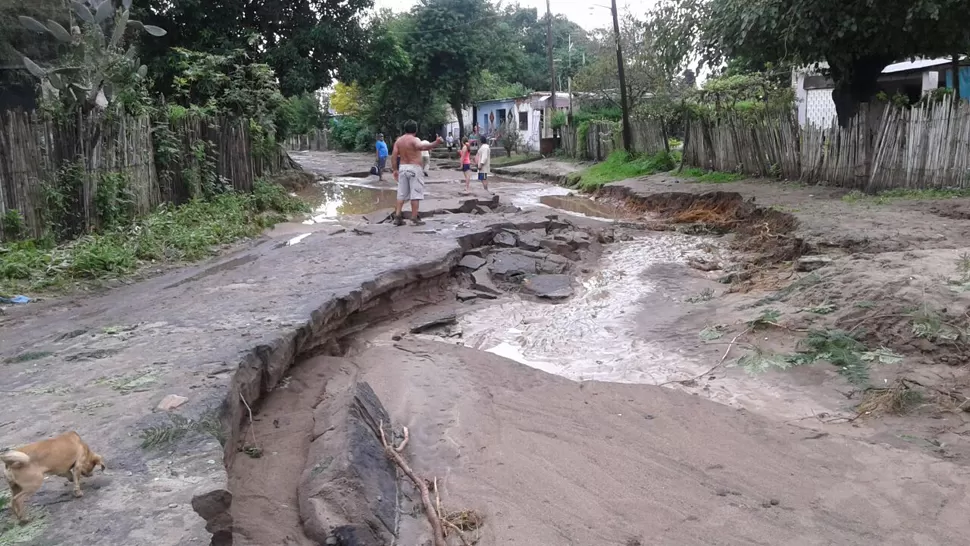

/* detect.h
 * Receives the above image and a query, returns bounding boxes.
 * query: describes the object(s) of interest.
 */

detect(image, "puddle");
[300,181,398,224]
[456,234,847,420]
[538,195,632,220]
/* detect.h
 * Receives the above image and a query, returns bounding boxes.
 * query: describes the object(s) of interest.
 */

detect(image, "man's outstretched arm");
[417,136,444,151]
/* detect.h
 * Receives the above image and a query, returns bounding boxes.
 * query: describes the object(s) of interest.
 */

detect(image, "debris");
[493,230,517,247]
[687,258,722,272]
[157,394,188,411]
[458,255,487,270]
[410,313,458,334]
[795,255,833,272]
[0,295,31,304]
[521,274,574,299]
[456,291,478,302]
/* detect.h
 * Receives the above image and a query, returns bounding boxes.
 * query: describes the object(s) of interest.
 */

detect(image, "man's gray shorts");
[397,164,425,201]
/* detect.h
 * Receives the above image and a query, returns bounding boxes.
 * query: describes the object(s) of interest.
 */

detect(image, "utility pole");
[612,0,632,152]
[546,0,557,136]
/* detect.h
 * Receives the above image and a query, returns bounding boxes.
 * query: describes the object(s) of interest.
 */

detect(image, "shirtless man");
[390,120,443,226]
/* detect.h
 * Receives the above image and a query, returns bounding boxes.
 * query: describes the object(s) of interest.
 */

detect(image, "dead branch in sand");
[660,328,751,387]
[380,421,447,546]
[239,393,263,457]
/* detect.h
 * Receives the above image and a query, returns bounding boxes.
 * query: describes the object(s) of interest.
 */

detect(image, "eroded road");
[2,150,970,546]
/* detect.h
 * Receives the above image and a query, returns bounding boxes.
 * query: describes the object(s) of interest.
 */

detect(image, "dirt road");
[3,151,970,545]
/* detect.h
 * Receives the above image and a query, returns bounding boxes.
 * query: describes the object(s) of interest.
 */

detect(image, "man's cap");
[377,133,384,138]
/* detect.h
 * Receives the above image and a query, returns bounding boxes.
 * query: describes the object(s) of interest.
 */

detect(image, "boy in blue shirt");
[375,134,389,181]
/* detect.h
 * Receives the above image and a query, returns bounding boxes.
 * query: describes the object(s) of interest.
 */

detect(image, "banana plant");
[17,0,166,111]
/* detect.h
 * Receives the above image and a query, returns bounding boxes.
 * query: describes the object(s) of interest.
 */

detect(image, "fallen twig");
[660,328,751,386]
[380,421,447,546]
[239,393,261,455]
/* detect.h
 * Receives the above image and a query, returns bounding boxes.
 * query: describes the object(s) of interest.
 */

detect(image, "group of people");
[374,122,491,227]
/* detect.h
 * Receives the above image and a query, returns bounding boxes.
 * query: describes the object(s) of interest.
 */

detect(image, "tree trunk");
[953,54,962,109]
[454,104,465,139]
[829,55,893,128]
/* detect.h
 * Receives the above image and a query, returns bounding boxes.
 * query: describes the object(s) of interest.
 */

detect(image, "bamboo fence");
[0,109,287,241]
[684,96,970,191]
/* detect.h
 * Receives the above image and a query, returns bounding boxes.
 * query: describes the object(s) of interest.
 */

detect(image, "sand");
[343,338,970,545]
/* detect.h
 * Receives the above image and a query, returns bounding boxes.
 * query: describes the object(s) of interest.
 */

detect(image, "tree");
[339,10,446,137]
[408,0,497,138]
[135,0,373,97]
[497,116,521,156]
[702,0,970,126]
[330,81,361,116]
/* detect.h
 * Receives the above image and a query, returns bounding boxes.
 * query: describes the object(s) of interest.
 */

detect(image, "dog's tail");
[0,450,30,468]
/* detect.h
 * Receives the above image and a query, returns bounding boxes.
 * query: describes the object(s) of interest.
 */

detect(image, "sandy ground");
[343,338,970,545]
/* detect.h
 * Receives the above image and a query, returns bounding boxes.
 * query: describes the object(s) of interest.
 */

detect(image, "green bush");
[0,181,307,293]
[573,150,677,191]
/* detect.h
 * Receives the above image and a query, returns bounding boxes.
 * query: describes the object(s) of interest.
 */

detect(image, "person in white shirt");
[475,140,491,192]
[420,140,431,176]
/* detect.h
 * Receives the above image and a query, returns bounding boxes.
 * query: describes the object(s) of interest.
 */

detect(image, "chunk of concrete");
[409,312,458,334]
[299,379,397,546]
[459,254,487,271]
[489,251,539,282]
[471,269,502,295]
[493,230,518,247]
[515,230,544,252]
[521,274,574,299]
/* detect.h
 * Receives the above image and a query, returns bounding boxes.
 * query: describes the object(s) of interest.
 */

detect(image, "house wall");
[794,68,945,128]
[440,106,473,139]
[945,67,970,100]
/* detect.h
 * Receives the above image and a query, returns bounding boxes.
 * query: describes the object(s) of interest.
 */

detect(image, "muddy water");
[459,234,712,382]
[538,195,632,220]
[299,179,397,223]
[456,233,850,421]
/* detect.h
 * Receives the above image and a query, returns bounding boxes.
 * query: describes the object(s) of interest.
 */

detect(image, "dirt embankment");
[596,175,970,460]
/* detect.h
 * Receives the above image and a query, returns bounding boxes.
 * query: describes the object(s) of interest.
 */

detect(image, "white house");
[473,92,573,152]
[792,58,963,128]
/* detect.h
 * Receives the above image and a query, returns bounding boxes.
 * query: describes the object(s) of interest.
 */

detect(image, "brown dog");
[2,431,105,523]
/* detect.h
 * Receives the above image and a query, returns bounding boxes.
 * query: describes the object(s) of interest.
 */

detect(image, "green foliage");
[703,0,970,126]
[497,121,522,156]
[791,329,871,385]
[551,110,567,130]
[573,150,677,191]
[168,48,283,132]
[17,0,165,115]
[408,0,496,130]
[472,70,531,102]
[136,0,372,97]
[679,167,744,183]
[274,93,325,140]
[0,180,306,293]
[140,411,224,449]
[330,116,371,152]
[95,171,135,231]
[1,210,27,241]
[43,160,86,240]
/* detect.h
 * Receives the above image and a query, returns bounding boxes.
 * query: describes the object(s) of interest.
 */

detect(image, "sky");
[371,0,648,32]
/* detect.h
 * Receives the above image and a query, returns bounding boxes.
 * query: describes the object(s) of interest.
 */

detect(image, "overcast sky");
[371,0,648,32]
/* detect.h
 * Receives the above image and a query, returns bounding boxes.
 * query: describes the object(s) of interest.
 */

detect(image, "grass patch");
[572,150,677,191]
[0,180,307,294]
[140,409,225,449]
[490,154,542,167]
[842,187,970,204]
[678,167,745,184]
